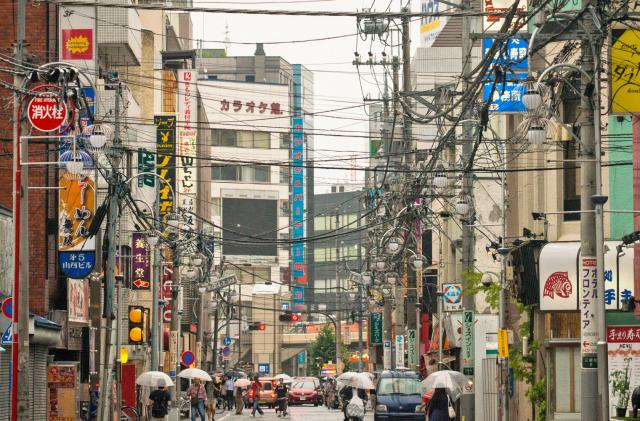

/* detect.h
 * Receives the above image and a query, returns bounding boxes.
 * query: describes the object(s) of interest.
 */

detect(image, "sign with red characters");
[27,95,67,132]
[131,233,151,290]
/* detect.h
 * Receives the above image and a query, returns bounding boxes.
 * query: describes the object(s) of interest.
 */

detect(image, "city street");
[212,405,374,421]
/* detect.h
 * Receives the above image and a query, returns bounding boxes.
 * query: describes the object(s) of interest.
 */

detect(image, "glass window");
[212,197,221,216]
[237,131,253,148]
[221,165,239,181]
[553,346,581,414]
[254,165,270,183]
[314,216,325,231]
[219,130,236,147]
[254,132,270,148]
[347,213,358,226]
[280,167,290,185]
[376,378,421,396]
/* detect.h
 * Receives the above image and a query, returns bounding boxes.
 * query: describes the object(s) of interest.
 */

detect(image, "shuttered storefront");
[0,344,49,420]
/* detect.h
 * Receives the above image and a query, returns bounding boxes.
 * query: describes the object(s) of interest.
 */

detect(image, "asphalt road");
[211,403,374,421]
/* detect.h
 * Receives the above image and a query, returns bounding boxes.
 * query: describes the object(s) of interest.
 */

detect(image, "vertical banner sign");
[607,326,640,418]
[383,340,392,370]
[155,115,176,222]
[131,233,151,290]
[58,6,96,74]
[407,329,417,368]
[395,335,405,368]
[47,364,77,420]
[58,145,96,279]
[498,328,509,359]
[292,117,305,279]
[462,310,475,376]
[137,148,156,188]
[369,312,383,345]
[581,257,598,368]
[161,263,174,322]
[292,286,304,310]
[177,70,198,231]
[67,278,89,323]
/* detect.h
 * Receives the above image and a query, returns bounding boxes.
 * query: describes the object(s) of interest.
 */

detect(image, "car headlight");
[415,405,424,412]
[375,404,387,412]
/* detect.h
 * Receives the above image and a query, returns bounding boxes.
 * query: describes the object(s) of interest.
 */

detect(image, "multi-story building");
[195,45,314,373]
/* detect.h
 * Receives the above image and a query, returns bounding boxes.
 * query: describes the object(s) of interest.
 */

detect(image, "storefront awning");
[539,241,634,311]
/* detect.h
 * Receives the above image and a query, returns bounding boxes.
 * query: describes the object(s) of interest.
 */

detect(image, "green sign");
[370,312,383,344]
[407,329,417,368]
[137,148,156,188]
[462,310,475,376]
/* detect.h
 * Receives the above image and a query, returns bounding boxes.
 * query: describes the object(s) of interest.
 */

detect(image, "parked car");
[289,378,322,406]
[247,378,278,409]
[373,371,424,421]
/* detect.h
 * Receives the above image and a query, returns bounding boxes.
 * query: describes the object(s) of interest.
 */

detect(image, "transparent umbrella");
[178,368,212,382]
[234,378,251,388]
[274,374,293,383]
[136,371,174,387]
[347,373,375,390]
[420,370,469,401]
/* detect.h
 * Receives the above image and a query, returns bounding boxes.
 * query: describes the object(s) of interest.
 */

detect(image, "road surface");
[211,404,375,421]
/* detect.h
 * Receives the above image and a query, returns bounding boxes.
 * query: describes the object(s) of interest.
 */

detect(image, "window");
[376,378,421,396]
[212,129,271,148]
[207,75,218,80]
[561,89,581,221]
[212,165,271,183]
[236,267,271,284]
[280,167,291,185]
[314,216,327,231]
[551,346,581,414]
[280,133,291,149]
[245,75,255,82]
[212,197,221,217]
[280,199,290,217]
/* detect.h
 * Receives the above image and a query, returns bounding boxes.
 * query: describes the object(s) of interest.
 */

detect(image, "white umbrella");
[178,368,212,382]
[274,374,293,383]
[234,378,251,388]
[336,371,358,384]
[136,371,174,387]
[420,370,469,401]
[347,373,375,390]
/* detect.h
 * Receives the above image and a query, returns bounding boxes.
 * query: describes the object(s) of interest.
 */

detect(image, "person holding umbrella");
[186,378,208,421]
[274,378,289,417]
[425,388,454,421]
[249,375,265,417]
[149,380,171,421]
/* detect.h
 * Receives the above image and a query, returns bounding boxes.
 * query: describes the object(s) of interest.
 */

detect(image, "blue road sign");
[223,336,231,346]
[2,323,13,346]
[483,76,527,113]
[59,251,95,279]
[483,38,529,73]
[181,351,195,366]
[222,346,231,357]
[258,363,270,374]
[297,352,305,364]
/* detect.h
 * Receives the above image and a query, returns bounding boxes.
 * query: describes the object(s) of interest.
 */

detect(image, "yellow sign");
[498,329,509,359]
[611,30,640,113]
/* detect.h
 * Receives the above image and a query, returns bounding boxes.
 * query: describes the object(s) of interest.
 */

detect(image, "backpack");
[151,394,166,418]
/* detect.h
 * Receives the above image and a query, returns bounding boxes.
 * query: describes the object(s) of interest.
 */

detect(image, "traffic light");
[128,305,145,344]
[279,311,301,322]
[249,322,266,331]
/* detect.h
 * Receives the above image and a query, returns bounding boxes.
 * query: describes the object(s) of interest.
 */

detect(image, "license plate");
[299,396,306,401]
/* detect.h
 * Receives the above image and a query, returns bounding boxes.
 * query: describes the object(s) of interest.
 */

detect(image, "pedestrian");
[339,386,366,421]
[206,376,222,420]
[250,375,264,417]
[234,386,245,414]
[149,380,171,421]
[275,378,289,417]
[425,388,454,421]
[224,375,235,410]
[186,378,208,421]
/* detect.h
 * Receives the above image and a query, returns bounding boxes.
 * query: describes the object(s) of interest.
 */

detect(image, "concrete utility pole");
[151,189,160,371]
[578,5,600,419]
[401,6,418,357]
[460,0,475,417]
[335,214,342,375]
[223,290,232,371]
[99,81,122,421]
[11,0,29,417]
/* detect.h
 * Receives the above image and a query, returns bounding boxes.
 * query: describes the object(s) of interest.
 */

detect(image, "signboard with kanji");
[131,233,151,290]
[28,96,68,132]
[607,326,640,418]
[155,115,176,222]
[462,310,474,376]
[443,283,463,311]
[369,312,383,345]
[497,329,509,359]
[581,257,598,368]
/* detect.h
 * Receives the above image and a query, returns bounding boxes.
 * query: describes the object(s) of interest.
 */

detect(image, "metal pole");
[579,8,599,419]
[335,214,342,375]
[116,278,122,421]
[437,292,443,368]
[99,81,122,421]
[499,140,509,421]
[224,292,231,371]
[213,305,219,371]
[460,0,476,417]
[151,187,160,371]
[357,284,364,372]
[11,0,28,416]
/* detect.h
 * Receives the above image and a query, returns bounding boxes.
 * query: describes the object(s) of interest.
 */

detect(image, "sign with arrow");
[2,322,13,346]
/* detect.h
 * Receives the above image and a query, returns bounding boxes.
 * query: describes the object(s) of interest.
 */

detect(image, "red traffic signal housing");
[249,322,266,331]
[291,313,300,322]
[279,311,301,322]
[258,323,266,331]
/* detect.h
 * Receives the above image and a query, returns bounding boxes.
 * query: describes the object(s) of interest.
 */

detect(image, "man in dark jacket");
[149,380,171,420]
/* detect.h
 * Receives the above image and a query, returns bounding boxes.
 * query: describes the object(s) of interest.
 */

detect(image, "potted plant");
[610,360,632,418]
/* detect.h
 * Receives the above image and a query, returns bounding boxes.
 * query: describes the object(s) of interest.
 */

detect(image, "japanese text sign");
[483,38,529,73]
[370,312,383,345]
[611,30,640,113]
[28,95,68,132]
[155,115,176,222]
[131,233,151,290]
[581,256,598,368]
[482,0,528,32]
[443,283,463,311]
[292,117,305,280]
[67,278,89,323]
[61,28,93,60]
[462,310,475,376]
[483,78,526,113]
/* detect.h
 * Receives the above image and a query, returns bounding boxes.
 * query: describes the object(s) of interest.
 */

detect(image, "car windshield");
[260,382,272,390]
[377,377,421,395]
[292,381,315,389]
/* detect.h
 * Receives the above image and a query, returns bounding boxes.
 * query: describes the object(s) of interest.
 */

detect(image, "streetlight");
[455,192,471,216]
[433,163,448,189]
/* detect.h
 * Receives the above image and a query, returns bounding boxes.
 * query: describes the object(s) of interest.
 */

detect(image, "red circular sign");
[181,350,195,366]
[1,297,12,318]
[27,95,67,132]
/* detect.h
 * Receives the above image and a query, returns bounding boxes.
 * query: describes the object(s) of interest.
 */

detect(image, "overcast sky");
[192,0,420,193]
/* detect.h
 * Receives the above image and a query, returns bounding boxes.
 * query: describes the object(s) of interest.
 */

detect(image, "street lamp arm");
[536,63,591,85]
[125,171,176,201]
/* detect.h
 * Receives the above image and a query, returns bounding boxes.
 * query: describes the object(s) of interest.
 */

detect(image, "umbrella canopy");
[234,378,251,388]
[274,374,293,383]
[336,371,358,384]
[347,373,376,390]
[420,370,468,401]
[178,368,212,382]
[226,370,247,379]
[136,371,174,387]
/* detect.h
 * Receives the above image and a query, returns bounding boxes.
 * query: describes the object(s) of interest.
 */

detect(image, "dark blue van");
[374,370,424,421]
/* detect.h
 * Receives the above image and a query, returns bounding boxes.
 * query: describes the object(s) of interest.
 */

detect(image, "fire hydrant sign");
[581,257,598,368]
[27,95,67,132]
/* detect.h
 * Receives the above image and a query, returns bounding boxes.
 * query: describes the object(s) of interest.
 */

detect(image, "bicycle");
[120,406,139,421]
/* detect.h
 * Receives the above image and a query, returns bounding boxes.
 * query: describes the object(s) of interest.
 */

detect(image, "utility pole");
[357,199,364,373]
[401,5,418,367]
[223,290,231,371]
[151,188,160,371]
[460,0,476,417]
[99,81,122,421]
[212,305,219,371]
[115,276,123,421]
[578,5,600,419]
[11,0,29,417]
[335,214,342,375]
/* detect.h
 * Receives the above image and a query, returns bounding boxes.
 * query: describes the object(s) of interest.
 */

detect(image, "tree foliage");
[308,325,338,377]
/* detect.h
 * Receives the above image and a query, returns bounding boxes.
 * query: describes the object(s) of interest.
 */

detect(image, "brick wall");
[0,0,56,316]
